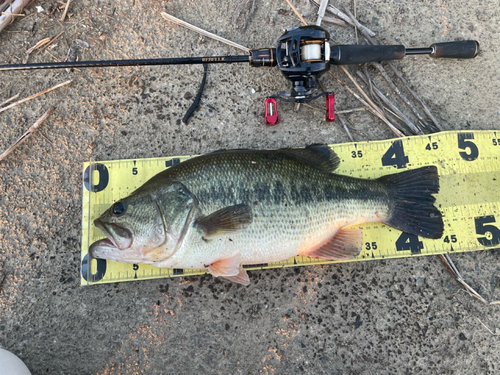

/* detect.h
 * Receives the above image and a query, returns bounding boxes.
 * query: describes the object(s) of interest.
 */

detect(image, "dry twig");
[309,0,375,37]
[233,0,256,30]
[0,1,14,13]
[0,80,72,115]
[0,107,55,162]
[342,9,441,132]
[39,30,65,53]
[352,0,358,44]
[0,0,31,33]
[357,70,421,135]
[476,318,500,335]
[60,0,71,22]
[26,37,51,55]
[385,61,442,131]
[328,70,404,137]
[439,254,500,306]
[161,12,249,53]
[371,62,428,126]
[315,0,328,26]
[284,0,307,26]
[339,65,384,118]
[343,8,376,45]
[0,93,20,108]
[321,15,347,27]
[336,107,365,115]
[336,114,355,142]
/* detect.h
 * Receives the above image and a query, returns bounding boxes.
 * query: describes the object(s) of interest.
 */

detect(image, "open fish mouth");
[93,219,133,251]
[89,237,118,259]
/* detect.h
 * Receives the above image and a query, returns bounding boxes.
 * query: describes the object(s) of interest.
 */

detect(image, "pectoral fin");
[196,204,252,240]
[306,228,363,260]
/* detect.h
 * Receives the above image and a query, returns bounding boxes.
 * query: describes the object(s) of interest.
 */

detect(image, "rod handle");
[330,45,406,65]
[430,40,480,59]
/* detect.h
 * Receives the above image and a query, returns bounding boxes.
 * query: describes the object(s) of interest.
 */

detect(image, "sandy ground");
[0,0,499,374]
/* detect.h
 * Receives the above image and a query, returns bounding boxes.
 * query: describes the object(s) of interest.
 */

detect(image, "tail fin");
[379,166,443,239]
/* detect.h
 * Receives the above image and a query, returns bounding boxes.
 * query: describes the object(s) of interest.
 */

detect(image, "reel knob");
[264,98,279,125]
[326,93,335,122]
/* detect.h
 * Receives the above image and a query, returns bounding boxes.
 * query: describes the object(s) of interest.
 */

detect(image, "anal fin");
[222,267,250,286]
[307,228,363,260]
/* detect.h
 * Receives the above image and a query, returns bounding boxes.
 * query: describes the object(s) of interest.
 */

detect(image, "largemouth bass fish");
[89,145,443,285]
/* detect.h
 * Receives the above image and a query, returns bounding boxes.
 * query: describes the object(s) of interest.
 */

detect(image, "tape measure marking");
[80,130,500,285]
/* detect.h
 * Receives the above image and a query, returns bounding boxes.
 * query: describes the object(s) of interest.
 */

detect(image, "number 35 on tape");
[80,130,500,285]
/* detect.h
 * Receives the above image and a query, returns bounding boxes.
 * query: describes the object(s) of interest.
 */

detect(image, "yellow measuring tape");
[80,130,500,285]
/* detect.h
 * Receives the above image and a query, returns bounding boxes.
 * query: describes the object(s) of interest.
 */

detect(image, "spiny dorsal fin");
[196,204,252,240]
[280,144,340,172]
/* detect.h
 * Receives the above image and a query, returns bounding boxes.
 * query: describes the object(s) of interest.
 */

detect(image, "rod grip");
[430,40,479,59]
[331,45,406,65]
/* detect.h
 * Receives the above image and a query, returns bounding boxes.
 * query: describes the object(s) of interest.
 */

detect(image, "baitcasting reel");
[0,25,479,125]
[248,25,479,124]
[254,26,335,124]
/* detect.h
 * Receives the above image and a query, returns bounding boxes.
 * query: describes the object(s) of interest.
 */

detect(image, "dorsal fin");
[280,144,340,172]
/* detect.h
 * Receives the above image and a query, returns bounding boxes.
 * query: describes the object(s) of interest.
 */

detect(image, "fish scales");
[125,150,390,265]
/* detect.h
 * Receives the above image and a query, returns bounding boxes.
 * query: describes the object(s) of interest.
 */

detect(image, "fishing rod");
[0,25,479,125]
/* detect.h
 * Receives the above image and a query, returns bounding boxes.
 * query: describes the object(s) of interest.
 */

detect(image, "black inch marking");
[81,254,107,282]
[133,264,139,279]
[83,163,109,192]
[458,133,478,161]
[395,232,423,254]
[381,140,409,169]
[173,269,184,275]
[475,215,500,247]
[243,263,269,269]
[165,158,181,168]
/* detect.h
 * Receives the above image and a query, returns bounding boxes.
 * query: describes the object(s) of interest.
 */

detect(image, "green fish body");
[89,145,443,285]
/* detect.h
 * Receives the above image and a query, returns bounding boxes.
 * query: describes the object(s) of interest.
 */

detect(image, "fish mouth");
[93,219,133,251]
[89,237,117,259]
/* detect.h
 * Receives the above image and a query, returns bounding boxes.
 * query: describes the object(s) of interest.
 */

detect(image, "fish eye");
[112,201,126,216]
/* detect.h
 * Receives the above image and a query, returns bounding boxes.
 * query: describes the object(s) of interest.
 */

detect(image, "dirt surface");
[0,0,499,374]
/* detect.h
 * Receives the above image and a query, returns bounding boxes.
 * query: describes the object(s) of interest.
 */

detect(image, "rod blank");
[0,55,250,72]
